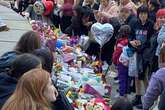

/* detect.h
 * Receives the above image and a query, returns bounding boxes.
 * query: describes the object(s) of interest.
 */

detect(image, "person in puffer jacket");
[156,24,165,56]
[112,25,131,97]
[143,43,165,110]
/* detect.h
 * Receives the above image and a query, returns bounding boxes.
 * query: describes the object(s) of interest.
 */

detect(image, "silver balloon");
[91,22,114,47]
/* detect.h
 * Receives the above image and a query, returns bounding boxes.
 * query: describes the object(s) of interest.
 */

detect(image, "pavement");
[0,5,31,56]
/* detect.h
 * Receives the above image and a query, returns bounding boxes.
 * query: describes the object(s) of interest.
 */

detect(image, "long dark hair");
[15,31,41,53]
[116,25,131,39]
[137,5,149,18]
[32,48,54,73]
[9,53,41,79]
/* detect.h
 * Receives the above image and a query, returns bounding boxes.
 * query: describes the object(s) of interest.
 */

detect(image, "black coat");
[128,19,154,77]
[0,73,17,109]
[64,16,89,36]
[148,8,159,22]
[129,19,154,53]
[159,89,165,110]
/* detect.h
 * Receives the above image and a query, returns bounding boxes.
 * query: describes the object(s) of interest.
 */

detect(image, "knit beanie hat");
[156,8,165,17]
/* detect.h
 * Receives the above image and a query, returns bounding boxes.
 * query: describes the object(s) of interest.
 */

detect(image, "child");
[112,25,131,97]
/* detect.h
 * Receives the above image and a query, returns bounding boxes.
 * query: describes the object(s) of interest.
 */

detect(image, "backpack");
[112,39,128,65]
[0,51,19,73]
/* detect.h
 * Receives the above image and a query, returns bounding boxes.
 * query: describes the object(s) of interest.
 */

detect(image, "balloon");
[56,39,63,49]
[91,23,114,47]
[42,0,54,16]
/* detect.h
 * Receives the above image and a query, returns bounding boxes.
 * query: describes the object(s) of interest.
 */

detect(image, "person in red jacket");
[112,25,131,97]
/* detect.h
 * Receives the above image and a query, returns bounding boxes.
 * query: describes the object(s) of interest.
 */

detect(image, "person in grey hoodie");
[143,43,165,110]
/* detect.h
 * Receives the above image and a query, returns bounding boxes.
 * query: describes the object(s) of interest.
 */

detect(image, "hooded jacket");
[0,72,17,109]
[156,24,165,56]
[143,68,165,110]
[112,38,128,65]
[129,19,154,74]
[129,19,154,49]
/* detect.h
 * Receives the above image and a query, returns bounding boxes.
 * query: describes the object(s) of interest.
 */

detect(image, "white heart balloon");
[91,23,114,47]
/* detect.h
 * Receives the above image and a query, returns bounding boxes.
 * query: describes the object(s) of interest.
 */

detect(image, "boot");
[132,95,142,106]
[135,104,143,109]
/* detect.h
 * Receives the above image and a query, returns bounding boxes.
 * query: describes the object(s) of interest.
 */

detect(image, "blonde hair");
[2,69,51,110]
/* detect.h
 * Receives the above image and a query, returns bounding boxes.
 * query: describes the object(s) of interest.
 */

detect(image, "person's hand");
[114,45,116,51]
[84,21,93,27]
[54,87,58,97]
[97,11,103,17]
[130,40,137,47]
[94,10,102,17]
[130,40,141,48]
[135,40,141,46]
[21,12,30,18]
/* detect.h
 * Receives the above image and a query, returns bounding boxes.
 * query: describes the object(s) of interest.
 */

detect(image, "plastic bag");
[128,53,138,77]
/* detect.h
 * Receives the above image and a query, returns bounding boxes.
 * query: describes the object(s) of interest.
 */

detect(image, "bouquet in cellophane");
[30,20,60,52]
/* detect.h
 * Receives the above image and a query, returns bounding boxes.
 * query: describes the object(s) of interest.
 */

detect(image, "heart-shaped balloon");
[91,23,114,47]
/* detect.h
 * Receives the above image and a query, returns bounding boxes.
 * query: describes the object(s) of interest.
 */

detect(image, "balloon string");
[99,47,102,74]
[100,46,106,83]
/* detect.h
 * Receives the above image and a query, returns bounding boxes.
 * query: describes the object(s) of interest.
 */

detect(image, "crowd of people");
[0,0,165,109]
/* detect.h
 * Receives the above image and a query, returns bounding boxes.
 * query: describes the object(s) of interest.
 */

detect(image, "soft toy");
[42,0,54,16]
[33,0,54,16]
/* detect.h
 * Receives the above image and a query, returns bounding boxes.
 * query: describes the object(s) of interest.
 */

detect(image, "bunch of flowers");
[91,60,103,75]
[30,20,60,51]
[53,63,62,73]
[84,98,111,110]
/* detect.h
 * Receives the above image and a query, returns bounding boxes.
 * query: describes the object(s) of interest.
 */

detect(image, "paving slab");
[0,5,31,55]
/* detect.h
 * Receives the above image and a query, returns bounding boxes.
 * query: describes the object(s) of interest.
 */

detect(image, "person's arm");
[128,23,136,49]
[127,19,142,51]
[101,5,119,18]
[143,75,163,110]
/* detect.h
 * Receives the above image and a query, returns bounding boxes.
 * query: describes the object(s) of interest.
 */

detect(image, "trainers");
[108,71,118,78]
[132,95,142,106]
[114,79,119,84]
